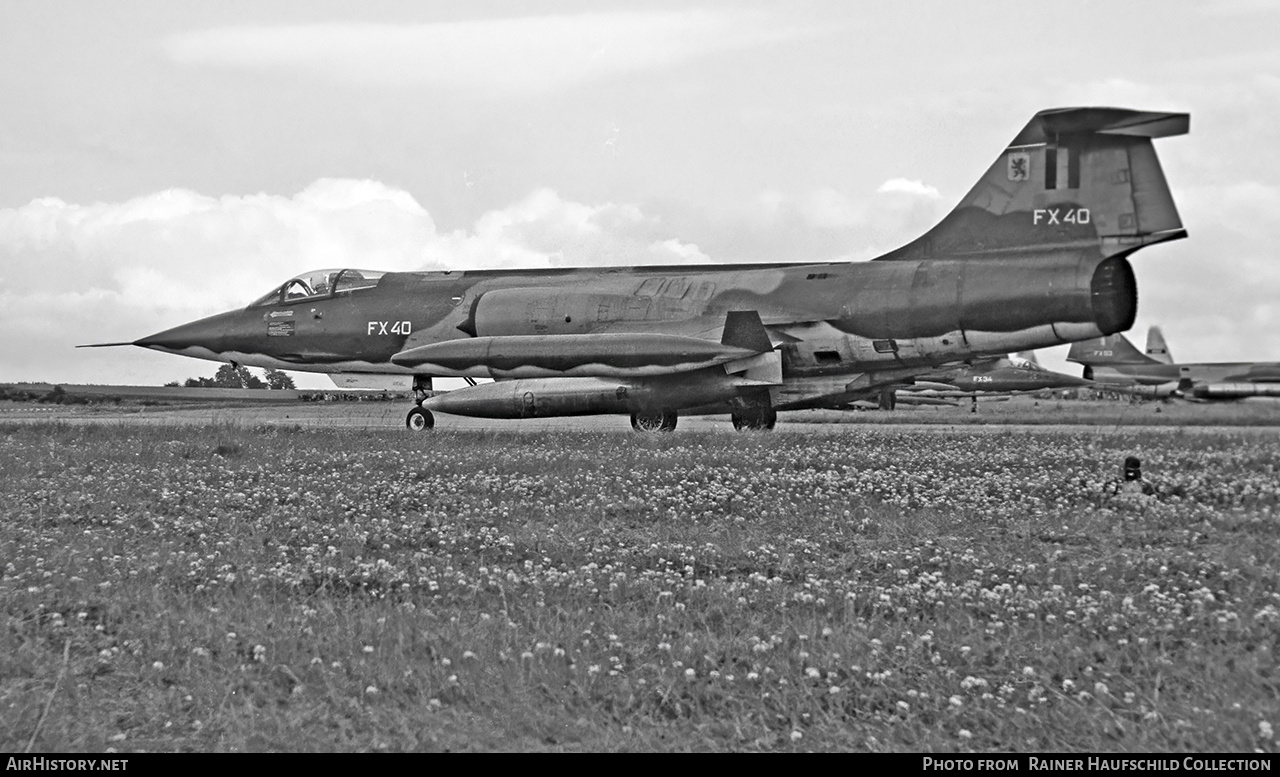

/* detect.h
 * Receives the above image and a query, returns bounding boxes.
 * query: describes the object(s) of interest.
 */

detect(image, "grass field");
[797,397,1280,427]
[2,421,1278,752]
[4,392,1280,432]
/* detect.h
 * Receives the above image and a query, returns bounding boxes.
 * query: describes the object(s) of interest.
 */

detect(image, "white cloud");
[799,188,863,230]
[722,181,949,261]
[0,179,435,310]
[876,178,940,198]
[1197,0,1280,16]
[161,11,824,96]
[650,238,711,264]
[0,180,717,383]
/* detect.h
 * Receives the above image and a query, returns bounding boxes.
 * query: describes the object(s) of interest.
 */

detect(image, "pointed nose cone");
[133,310,240,354]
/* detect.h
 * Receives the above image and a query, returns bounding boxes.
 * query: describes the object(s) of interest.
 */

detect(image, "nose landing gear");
[406,375,436,432]
[406,406,435,431]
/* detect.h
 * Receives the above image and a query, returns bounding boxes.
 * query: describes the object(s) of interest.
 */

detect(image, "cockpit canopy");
[250,269,385,307]
[1007,355,1046,372]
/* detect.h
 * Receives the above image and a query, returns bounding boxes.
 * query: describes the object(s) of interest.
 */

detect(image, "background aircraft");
[85,106,1189,431]
[1067,328,1280,400]
[877,352,1095,410]
[1145,326,1174,363]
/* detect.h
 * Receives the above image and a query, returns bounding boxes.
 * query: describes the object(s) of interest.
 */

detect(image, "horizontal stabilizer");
[1010,108,1189,145]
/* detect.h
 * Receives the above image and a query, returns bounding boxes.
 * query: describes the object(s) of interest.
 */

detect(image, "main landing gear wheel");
[630,410,677,433]
[405,407,435,431]
[731,407,777,431]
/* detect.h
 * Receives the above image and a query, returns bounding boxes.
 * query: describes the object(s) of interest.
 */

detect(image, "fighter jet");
[1066,328,1280,400]
[878,352,1096,410]
[910,352,1095,394]
[84,107,1189,431]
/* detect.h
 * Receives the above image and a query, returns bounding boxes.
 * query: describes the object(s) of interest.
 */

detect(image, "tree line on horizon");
[165,364,296,390]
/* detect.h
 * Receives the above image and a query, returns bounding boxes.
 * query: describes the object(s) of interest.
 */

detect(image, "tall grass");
[2,422,1277,751]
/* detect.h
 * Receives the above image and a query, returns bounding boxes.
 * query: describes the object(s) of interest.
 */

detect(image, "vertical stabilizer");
[1066,332,1157,367]
[880,108,1188,261]
[1145,326,1173,363]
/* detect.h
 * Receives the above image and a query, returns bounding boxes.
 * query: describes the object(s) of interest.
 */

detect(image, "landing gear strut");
[631,410,678,432]
[412,375,433,404]
[731,407,777,431]
[878,389,897,411]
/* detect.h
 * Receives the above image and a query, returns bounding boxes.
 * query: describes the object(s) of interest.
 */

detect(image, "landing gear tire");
[731,407,777,431]
[406,407,434,431]
[630,410,677,433]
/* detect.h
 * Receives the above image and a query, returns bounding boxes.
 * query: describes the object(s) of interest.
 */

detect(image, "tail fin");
[1145,326,1174,363]
[880,107,1188,260]
[1066,332,1157,367]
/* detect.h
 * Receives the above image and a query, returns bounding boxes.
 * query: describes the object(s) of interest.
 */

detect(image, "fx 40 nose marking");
[368,321,412,335]
[1032,208,1090,225]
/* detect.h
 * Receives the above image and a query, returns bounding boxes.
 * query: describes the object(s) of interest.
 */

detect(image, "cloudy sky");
[2,0,1278,388]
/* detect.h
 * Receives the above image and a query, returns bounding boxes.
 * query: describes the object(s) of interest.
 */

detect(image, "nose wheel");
[406,406,435,431]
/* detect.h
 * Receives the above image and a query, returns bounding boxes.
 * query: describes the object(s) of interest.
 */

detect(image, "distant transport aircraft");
[83,107,1189,431]
[1067,328,1280,400]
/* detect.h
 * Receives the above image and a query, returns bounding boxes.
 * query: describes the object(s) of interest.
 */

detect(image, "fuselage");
[1086,361,1280,400]
[136,250,1136,410]
[1086,362,1280,386]
[912,362,1094,394]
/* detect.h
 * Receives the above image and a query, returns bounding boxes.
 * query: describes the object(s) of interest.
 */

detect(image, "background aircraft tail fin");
[1066,332,1157,366]
[1145,326,1174,363]
[879,107,1188,261]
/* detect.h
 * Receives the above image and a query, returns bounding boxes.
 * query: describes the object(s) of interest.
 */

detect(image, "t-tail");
[1145,326,1174,363]
[1066,332,1158,369]
[879,108,1188,261]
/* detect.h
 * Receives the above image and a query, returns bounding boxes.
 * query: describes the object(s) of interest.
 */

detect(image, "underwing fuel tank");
[1188,382,1280,400]
[1119,382,1181,399]
[422,372,768,419]
[390,333,758,379]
